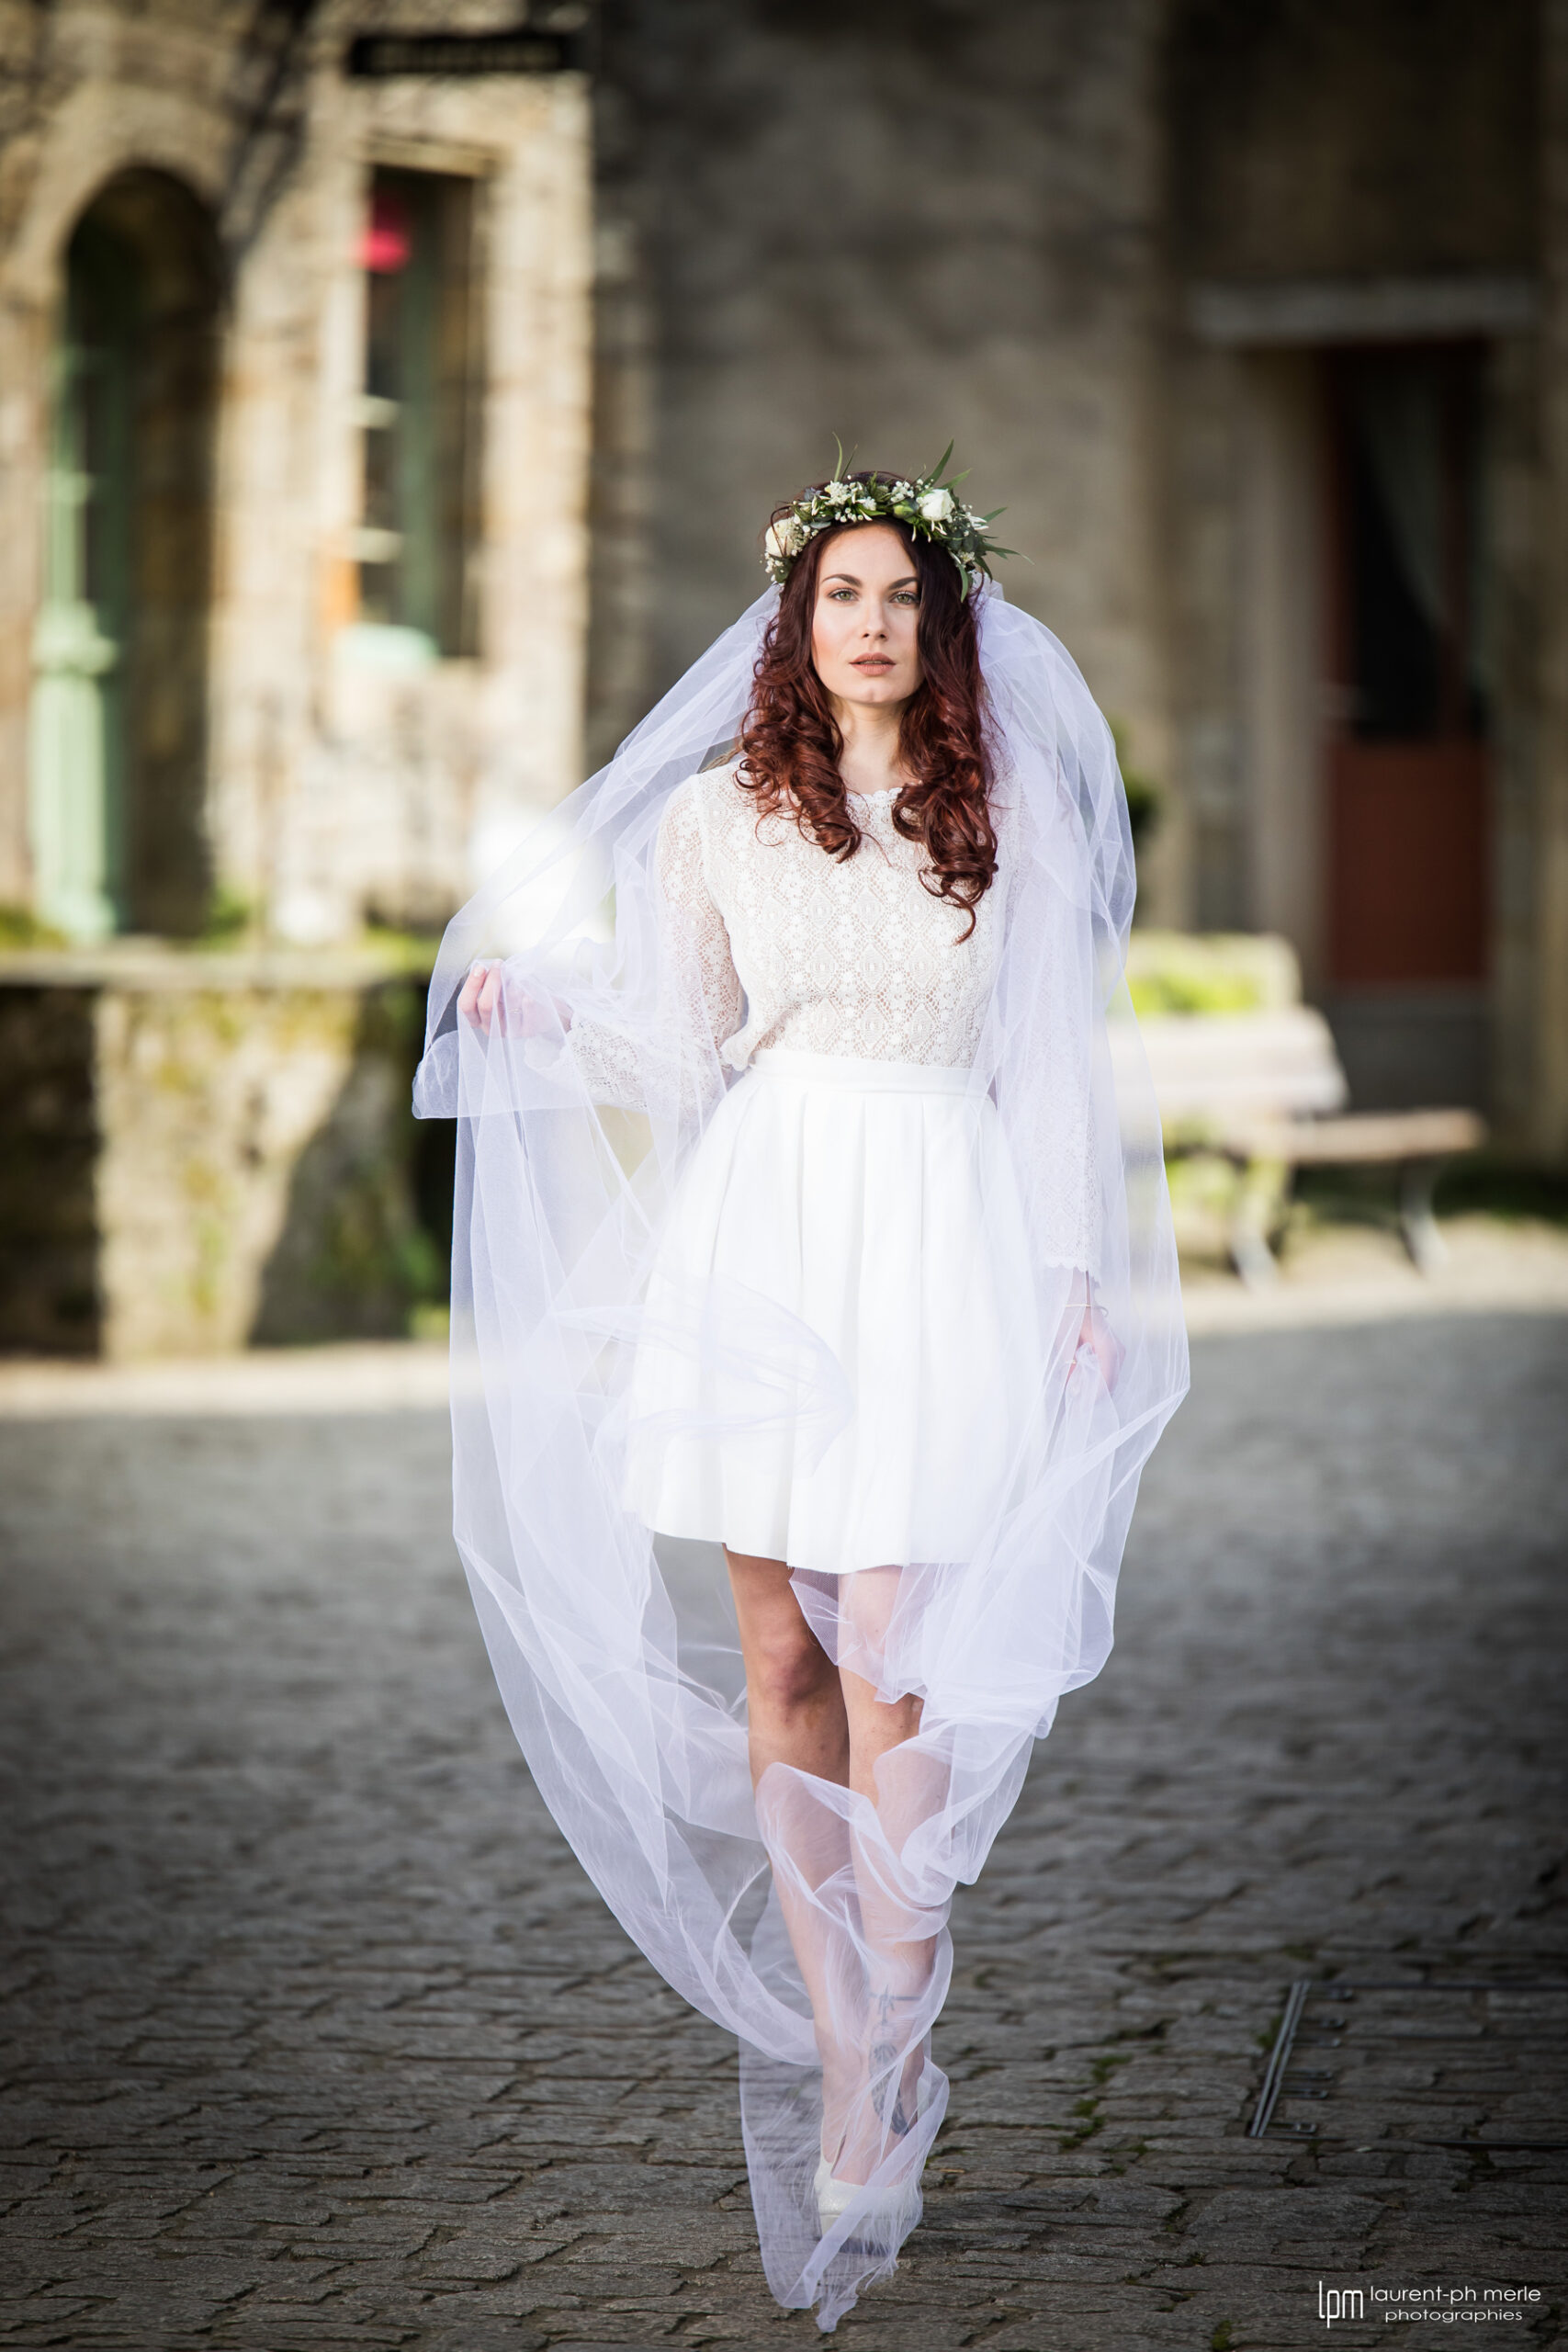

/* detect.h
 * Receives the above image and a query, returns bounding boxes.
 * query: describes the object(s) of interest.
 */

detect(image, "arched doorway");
[29,170,222,939]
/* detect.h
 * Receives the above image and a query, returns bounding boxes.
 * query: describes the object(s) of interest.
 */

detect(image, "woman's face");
[809,523,923,711]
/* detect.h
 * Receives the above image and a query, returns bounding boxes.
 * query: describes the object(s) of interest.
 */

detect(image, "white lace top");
[671,757,1010,1069]
[564,759,1099,1273]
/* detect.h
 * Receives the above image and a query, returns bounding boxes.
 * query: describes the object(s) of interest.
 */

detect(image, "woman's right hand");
[457,961,571,1039]
[457,959,504,1033]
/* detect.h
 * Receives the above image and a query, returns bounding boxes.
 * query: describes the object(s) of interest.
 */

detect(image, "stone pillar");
[1236,350,1326,986]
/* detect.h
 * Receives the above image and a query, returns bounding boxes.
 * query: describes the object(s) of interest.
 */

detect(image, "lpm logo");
[1319,2280,1366,2326]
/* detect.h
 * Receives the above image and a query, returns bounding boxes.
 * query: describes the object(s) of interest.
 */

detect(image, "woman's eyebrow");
[821,571,919,589]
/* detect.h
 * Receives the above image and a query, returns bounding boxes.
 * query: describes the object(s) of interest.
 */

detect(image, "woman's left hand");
[1075,1300,1123,1391]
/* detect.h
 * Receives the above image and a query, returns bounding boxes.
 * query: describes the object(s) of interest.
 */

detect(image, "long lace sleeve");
[563,778,745,1111]
[657,778,747,1057]
[1000,790,1101,1280]
[1034,899,1101,1279]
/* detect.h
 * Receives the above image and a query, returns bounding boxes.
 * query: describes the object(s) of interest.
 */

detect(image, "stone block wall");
[0,949,438,1358]
[588,0,1178,909]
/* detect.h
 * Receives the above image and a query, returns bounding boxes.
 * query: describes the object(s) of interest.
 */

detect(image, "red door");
[1325,346,1489,989]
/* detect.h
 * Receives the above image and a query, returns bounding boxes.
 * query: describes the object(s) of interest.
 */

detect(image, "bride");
[419,458,1187,2330]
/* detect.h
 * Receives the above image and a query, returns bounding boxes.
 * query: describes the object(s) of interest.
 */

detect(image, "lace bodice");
[564,758,1099,1272]
[659,759,1008,1070]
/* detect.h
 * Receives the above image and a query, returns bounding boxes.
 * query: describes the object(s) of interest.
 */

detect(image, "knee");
[845,1689,923,1789]
[748,1625,835,1720]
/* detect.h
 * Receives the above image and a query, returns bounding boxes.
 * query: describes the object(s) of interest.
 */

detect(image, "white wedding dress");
[565,759,1096,1577]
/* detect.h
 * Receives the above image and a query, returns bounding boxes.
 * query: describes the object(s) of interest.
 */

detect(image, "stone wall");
[1168,0,1539,283]
[210,39,594,942]
[589,0,1179,912]
[0,976,99,1351]
[0,948,438,1358]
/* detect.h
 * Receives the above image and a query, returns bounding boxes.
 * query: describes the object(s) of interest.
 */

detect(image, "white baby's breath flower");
[918,486,955,524]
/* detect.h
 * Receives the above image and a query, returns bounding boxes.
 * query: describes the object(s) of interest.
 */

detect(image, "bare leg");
[725,1550,848,1786]
[724,1551,856,2156]
[835,1566,935,2184]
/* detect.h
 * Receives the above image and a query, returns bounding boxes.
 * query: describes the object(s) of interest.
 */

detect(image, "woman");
[418,458,1187,2330]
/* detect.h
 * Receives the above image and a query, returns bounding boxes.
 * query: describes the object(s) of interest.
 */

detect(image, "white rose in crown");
[917,486,955,524]
[765,516,807,562]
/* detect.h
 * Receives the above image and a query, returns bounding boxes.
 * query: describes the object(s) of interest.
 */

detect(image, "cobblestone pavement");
[2,1312,1565,2351]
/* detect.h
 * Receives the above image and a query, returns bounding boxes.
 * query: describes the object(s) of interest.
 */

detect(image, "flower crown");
[761,445,1011,601]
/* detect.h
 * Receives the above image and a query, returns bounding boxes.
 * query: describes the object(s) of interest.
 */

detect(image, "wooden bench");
[1115,1001,1486,1288]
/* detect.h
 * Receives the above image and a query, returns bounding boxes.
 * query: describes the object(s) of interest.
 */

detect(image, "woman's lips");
[852,657,894,670]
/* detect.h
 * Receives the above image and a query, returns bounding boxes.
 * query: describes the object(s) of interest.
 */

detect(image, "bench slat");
[1226,1109,1487,1165]
[1115,1008,1348,1121]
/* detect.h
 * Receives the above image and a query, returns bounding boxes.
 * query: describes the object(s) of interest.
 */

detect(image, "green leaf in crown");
[762,443,1014,601]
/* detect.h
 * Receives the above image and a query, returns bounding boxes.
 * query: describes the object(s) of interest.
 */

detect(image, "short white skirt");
[623,1047,1043,1577]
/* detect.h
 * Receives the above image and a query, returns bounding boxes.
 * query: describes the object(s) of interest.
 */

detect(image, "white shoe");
[816,2064,934,2236]
[814,2154,921,2239]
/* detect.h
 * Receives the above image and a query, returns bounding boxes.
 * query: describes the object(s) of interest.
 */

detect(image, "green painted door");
[29,219,138,940]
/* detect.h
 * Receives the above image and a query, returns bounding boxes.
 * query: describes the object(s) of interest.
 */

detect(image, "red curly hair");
[738,486,998,936]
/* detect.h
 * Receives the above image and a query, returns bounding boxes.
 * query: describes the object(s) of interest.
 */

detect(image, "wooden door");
[1325,347,1489,987]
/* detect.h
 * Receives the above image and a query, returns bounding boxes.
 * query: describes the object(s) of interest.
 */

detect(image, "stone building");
[1,1,1564,1356]
[0,0,592,950]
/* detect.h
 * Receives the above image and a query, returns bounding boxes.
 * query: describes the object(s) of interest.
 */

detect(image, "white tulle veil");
[414,581,1188,2330]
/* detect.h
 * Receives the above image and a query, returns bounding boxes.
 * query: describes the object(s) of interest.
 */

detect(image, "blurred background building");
[1,0,592,948]
[2,0,1565,1353]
